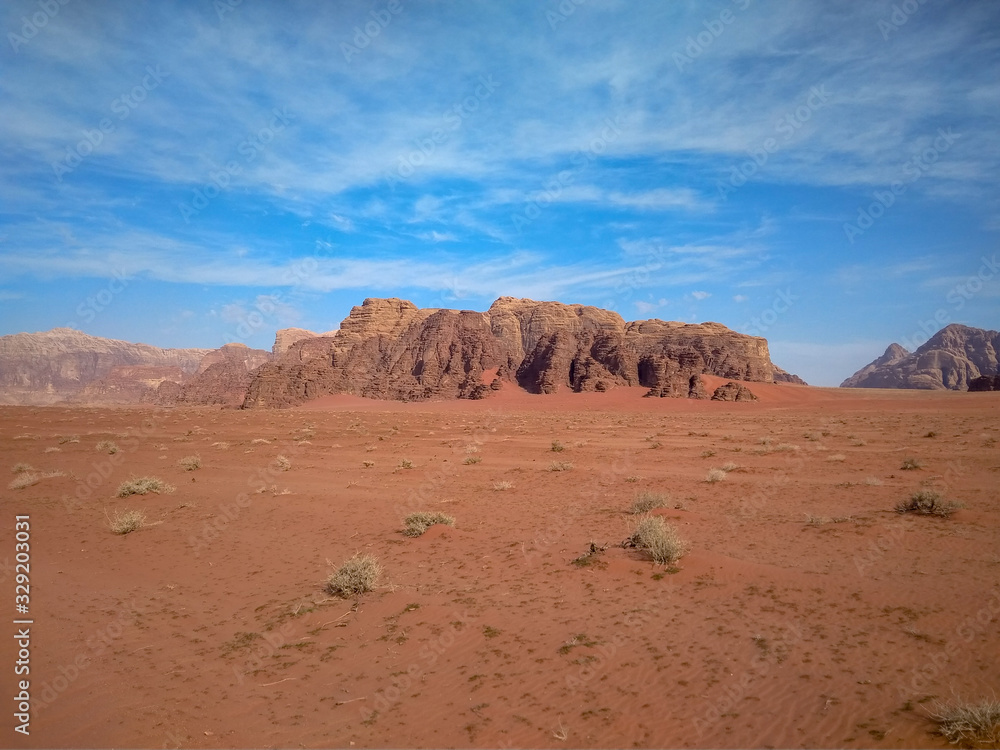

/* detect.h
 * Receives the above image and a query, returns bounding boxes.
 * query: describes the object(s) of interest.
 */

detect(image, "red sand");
[1,384,998,748]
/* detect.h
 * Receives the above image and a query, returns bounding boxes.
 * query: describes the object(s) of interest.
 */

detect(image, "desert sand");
[2,381,998,748]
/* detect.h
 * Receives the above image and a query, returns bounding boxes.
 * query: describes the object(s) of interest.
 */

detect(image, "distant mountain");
[0,328,209,405]
[841,324,999,390]
[0,297,809,407]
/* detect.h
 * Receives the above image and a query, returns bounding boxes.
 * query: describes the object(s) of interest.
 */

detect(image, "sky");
[1,0,999,386]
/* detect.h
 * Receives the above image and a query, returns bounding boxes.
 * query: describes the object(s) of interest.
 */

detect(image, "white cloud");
[691,291,711,300]
[733,294,749,303]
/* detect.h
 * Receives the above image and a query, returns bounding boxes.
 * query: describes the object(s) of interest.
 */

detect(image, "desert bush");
[826,454,846,462]
[402,512,455,537]
[116,477,174,497]
[463,456,482,465]
[551,440,565,452]
[548,461,573,472]
[398,459,413,469]
[362,460,375,468]
[721,462,739,472]
[864,476,882,486]
[107,508,145,535]
[931,697,1000,747]
[179,455,201,471]
[895,490,959,518]
[275,454,291,471]
[901,457,923,470]
[212,441,230,449]
[11,463,34,474]
[96,440,119,455]
[700,449,716,458]
[8,473,40,490]
[624,475,640,483]
[705,468,726,483]
[625,515,687,565]
[630,491,667,514]
[325,554,381,597]
[492,480,513,491]
[57,435,80,444]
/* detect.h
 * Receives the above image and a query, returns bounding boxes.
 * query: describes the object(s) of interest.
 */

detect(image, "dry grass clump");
[179,455,201,471]
[630,491,667,514]
[397,459,413,469]
[548,461,573,472]
[11,462,34,474]
[9,472,40,490]
[895,490,960,518]
[463,456,482,465]
[930,697,1000,747]
[550,440,565,452]
[721,462,739,472]
[251,438,271,445]
[705,468,727,483]
[624,515,687,565]
[325,554,381,597]
[96,440,119,454]
[57,435,80,444]
[901,457,924,470]
[864,476,882,486]
[402,512,455,537]
[107,508,145,535]
[826,454,846,462]
[116,476,174,497]
[492,480,514,491]
[274,454,291,471]
[362,460,375,468]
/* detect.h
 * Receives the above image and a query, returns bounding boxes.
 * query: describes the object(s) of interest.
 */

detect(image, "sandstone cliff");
[242,297,780,408]
[156,343,272,407]
[841,325,999,390]
[0,328,208,405]
[272,327,339,355]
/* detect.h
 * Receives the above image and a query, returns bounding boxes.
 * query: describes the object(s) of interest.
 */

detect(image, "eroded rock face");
[242,298,778,407]
[841,325,999,390]
[711,382,758,402]
[0,328,208,405]
[158,343,272,407]
[773,365,808,385]
[272,327,339,355]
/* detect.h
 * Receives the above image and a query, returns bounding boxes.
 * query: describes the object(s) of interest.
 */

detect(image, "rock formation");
[242,297,780,408]
[272,327,339,355]
[772,365,808,385]
[0,328,208,405]
[841,325,999,390]
[156,343,272,407]
[968,374,1000,391]
[711,381,758,402]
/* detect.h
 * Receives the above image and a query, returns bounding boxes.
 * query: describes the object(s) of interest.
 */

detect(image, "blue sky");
[1,0,999,386]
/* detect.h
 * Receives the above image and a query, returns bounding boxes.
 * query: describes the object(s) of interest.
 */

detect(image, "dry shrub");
[325,554,381,597]
[402,512,455,537]
[630,491,667,514]
[179,455,201,471]
[625,515,687,565]
[116,477,174,497]
[931,697,1000,747]
[492,480,513,491]
[107,508,145,535]
[275,454,291,471]
[96,440,119,454]
[705,468,726,483]
[895,490,960,518]
[8,473,40,490]
[548,461,573,472]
